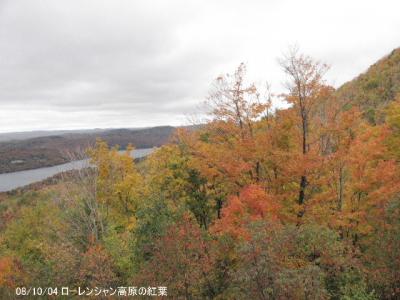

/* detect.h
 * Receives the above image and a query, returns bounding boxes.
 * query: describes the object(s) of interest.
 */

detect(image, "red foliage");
[212,184,280,239]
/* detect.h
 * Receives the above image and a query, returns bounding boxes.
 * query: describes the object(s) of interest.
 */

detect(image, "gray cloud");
[0,0,399,132]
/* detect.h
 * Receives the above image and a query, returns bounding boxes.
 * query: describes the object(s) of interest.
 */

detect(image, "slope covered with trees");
[337,48,400,123]
[1,49,400,299]
[0,126,175,174]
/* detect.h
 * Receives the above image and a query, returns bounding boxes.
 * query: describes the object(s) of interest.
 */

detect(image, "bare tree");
[279,47,329,207]
[207,63,264,139]
[60,148,104,246]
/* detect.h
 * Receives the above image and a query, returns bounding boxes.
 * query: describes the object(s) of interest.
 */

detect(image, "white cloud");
[0,0,399,132]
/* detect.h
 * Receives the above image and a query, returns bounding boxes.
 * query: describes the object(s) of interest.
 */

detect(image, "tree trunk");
[298,175,307,205]
[298,111,308,206]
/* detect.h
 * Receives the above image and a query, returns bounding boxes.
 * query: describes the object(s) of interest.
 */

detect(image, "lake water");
[0,148,154,192]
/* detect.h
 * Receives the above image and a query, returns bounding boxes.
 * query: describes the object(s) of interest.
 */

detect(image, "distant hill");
[0,128,144,142]
[337,47,400,123]
[0,126,176,174]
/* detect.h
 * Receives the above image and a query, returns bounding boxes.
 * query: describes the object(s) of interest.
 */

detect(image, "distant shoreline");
[0,148,154,193]
[0,126,177,174]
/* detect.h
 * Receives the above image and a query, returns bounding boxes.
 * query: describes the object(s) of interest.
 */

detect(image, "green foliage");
[339,270,377,300]
[145,145,213,228]
[132,194,174,265]
[102,228,135,283]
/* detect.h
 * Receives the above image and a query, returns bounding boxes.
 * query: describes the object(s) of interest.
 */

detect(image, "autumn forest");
[1,48,400,299]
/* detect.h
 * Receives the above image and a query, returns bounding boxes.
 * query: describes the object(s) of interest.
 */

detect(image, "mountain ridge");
[0,126,177,174]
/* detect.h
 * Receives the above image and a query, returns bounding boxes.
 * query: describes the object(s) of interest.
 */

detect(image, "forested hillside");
[0,126,175,174]
[337,48,400,123]
[1,49,400,299]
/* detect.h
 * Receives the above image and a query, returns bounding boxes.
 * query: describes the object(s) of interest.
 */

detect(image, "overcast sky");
[0,0,399,133]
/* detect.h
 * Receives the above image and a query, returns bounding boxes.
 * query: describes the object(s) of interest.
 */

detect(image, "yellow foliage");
[88,139,143,230]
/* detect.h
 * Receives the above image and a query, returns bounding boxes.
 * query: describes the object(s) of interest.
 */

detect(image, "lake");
[0,148,154,192]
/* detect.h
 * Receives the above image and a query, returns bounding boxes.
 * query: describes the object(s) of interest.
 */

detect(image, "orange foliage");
[0,256,25,288]
[212,185,280,239]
